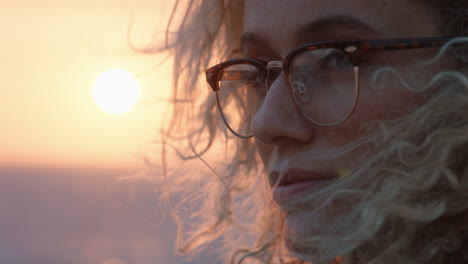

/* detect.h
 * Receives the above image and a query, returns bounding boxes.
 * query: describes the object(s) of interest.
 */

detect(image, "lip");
[269,168,337,206]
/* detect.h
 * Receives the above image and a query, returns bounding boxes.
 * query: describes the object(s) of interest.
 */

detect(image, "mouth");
[269,168,338,205]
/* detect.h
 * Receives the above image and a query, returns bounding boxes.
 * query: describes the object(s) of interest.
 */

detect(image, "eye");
[220,67,262,84]
[218,64,267,100]
[319,50,350,70]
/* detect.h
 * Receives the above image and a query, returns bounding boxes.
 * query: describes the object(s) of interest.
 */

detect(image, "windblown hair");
[156,1,468,263]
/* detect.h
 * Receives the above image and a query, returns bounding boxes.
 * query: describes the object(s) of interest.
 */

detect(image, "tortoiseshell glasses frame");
[206,37,455,139]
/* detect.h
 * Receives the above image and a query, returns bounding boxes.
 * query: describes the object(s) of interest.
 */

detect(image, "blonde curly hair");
[153,1,468,263]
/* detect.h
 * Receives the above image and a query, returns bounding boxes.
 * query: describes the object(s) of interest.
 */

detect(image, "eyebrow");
[240,32,271,52]
[297,15,379,38]
[241,15,379,51]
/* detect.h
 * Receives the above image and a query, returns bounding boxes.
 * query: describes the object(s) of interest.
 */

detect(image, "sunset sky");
[2,0,173,169]
[0,2,217,264]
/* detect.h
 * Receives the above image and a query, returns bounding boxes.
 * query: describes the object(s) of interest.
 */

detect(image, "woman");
[159,0,468,263]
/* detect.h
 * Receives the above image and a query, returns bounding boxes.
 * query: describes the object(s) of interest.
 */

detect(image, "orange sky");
[1,1,174,169]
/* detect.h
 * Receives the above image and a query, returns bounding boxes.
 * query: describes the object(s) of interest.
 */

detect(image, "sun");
[93,69,141,114]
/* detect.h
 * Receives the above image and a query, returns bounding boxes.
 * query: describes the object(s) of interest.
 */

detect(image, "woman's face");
[243,0,441,252]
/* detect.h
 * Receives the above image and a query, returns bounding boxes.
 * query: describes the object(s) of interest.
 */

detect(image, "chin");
[282,210,355,264]
[282,212,321,254]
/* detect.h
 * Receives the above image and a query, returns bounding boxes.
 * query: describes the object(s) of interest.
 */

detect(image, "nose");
[252,73,315,146]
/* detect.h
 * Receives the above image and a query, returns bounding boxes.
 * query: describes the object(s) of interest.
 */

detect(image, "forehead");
[243,0,437,51]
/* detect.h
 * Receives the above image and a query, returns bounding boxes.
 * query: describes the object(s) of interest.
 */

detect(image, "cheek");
[255,139,275,169]
[322,86,428,146]
[357,83,428,121]
[344,49,444,129]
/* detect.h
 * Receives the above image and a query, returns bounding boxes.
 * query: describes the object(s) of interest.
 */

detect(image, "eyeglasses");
[206,37,454,138]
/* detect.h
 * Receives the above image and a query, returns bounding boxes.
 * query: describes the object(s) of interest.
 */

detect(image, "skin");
[243,0,443,256]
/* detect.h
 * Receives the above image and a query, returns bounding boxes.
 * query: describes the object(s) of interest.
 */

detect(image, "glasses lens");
[217,63,266,137]
[289,48,357,125]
